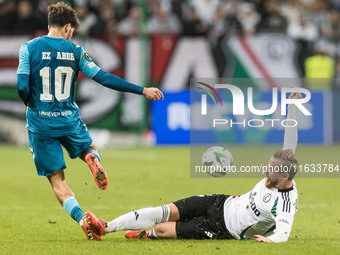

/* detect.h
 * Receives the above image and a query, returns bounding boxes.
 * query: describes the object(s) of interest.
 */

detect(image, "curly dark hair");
[47,2,80,29]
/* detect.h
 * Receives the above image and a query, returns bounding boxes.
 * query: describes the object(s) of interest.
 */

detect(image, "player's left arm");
[93,70,164,101]
[79,49,164,101]
[17,44,30,106]
[282,87,302,152]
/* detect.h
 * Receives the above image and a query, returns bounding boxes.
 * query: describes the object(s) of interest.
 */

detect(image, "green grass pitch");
[0,145,339,255]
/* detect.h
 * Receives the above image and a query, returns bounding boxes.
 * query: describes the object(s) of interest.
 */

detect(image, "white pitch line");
[0,205,154,211]
[0,204,339,211]
[100,151,157,161]
[298,203,340,208]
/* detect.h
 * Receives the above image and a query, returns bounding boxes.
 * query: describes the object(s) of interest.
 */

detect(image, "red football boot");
[81,215,96,240]
[85,211,106,240]
[125,229,151,239]
[85,153,108,190]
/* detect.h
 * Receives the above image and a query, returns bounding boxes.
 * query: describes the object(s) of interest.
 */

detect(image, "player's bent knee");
[153,224,167,237]
[47,169,65,184]
[153,222,177,239]
[168,203,180,221]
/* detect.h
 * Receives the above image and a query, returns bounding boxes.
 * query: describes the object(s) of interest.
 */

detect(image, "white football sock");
[105,205,170,234]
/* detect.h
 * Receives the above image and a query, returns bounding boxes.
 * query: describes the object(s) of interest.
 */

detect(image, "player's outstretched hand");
[289,85,302,99]
[142,87,164,101]
[254,235,272,243]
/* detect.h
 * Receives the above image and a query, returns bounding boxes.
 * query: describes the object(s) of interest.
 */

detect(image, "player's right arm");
[17,44,30,106]
[266,212,295,243]
[282,88,302,152]
[78,48,164,101]
[267,191,298,243]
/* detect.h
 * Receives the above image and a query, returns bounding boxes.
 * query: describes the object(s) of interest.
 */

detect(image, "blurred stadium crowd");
[1,0,339,144]
[1,0,340,76]
[0,0,339,39]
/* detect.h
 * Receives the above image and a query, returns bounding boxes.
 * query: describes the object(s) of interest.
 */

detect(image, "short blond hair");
[272,149,299,179]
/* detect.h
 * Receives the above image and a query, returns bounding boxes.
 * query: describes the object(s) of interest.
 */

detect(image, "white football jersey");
[223,178,298,243]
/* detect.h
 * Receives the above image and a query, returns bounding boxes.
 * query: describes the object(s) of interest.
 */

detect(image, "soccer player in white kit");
[87,90,301,243]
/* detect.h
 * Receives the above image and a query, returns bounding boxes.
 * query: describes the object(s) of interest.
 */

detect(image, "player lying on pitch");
[16,2,163,240]
[83,90,301,242]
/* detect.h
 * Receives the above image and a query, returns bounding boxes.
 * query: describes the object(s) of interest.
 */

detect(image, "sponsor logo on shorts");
[205,231,215,238]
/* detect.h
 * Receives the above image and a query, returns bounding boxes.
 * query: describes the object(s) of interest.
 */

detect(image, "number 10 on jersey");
[40,66,74,102]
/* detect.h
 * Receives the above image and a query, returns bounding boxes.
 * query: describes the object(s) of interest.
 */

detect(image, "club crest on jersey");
[84,53,93,62]
[263,193,271,203]
[56,52,75,61]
